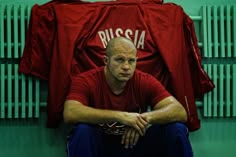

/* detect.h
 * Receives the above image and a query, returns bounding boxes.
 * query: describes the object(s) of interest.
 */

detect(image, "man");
[63,37,193,157]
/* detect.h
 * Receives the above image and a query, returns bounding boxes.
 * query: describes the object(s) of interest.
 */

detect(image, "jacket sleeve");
[19,2,57,80]
[184,13,215,98]
[144,3,214,131]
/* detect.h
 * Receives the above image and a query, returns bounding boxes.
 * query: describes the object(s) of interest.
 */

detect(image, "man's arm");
[63,100,148,135]
[122,96,187,148]
[141,96,187,125]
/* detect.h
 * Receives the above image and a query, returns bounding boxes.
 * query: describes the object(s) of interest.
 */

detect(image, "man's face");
[106,44,137,82]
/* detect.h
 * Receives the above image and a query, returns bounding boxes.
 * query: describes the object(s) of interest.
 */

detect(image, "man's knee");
[148,122,188,138]
[133,123,192,157]
[72,123,96,136]
[163,123,193,157]
[67,124,102,157]
[165,122,189,136]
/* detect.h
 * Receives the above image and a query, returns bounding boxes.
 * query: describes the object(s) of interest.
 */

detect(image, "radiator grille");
[203,64,236,117]
[201,5,236,117]
[202,5,236,58]
[0,4,40,118]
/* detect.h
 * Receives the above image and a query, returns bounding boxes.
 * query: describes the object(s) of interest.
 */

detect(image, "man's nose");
[122,61,130,69]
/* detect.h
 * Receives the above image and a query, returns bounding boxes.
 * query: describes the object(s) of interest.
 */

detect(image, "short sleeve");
[142,74,171,107]
[66,75,90,106]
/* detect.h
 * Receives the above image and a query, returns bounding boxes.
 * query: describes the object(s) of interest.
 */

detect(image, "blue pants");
[66,123,193,157]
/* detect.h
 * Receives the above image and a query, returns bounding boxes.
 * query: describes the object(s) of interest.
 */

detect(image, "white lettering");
[105,29,111,43]
[98,28,146,49]
[133,30,139,47]
[124,29,132,40]
[98,31,107,48]
[115,28,123,37]
[137,31,145,49]
[109,28,114,40]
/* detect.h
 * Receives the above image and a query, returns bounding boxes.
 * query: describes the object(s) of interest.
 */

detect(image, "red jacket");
[19,0,214,131]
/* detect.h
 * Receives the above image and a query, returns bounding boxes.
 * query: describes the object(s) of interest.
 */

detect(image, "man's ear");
[104,56,108,65]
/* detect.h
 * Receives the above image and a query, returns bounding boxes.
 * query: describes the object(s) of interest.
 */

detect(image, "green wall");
[1,0,236,14]
[0,0,236,157]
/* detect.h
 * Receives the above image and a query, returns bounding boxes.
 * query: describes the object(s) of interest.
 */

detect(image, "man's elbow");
[63,110,74,124]
[179,106,188,122]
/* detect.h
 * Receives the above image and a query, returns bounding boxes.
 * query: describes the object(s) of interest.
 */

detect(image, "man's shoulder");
[78,67,104,77]
[134,69,153,78]
[133,70,159,86]
[72,67,104,83]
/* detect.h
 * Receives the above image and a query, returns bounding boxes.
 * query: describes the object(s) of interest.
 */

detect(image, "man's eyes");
[114,58,136,64]
[115,58,125,63]
[128,59,136,63]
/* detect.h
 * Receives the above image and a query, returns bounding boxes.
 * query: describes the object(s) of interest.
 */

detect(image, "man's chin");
[118,77,131,82]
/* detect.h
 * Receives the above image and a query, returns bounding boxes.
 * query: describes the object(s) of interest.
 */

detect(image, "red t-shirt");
[67,66,170,135]
[67,66,170,112]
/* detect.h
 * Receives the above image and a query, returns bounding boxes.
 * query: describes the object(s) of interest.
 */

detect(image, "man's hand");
[120,112,148,136]
[121,127,141,149]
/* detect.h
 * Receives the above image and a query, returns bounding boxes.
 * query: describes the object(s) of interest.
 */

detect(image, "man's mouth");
[120,73,130,77]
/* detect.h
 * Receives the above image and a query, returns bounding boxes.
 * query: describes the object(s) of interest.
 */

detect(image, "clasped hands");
[121,112,150,149]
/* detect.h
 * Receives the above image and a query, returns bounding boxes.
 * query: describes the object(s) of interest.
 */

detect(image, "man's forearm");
[63,100,123,124]
[141,103,187,125]
[63,100,148,135]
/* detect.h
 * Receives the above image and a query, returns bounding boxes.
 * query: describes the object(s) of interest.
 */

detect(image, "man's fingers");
[121,129,127,145]
[121,128,140,149]
[131,131,139,146]
[124,129,132,148]
[139,115,149,125]
[123,112,149,136]
[136,116,148,135]
[134,124,144,136]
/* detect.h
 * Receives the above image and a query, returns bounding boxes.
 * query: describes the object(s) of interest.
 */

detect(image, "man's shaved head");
[106,37,136,57]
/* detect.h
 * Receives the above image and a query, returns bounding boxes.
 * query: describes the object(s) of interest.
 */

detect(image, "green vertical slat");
[202,6,208,57]
[219,65,224,117]
[7,64,12,118]
[213,64,218,116]
[35,79,40,118]
[203,64,208,117]
[0,5,5,58]
[0,5,5,118]
[26,5,33,118]
[6,5,12,118]
[28,77,33,118]
[226,6,231,57]
[14,64,19,118]
[213,6,219,57]
[233,6,236,57]
[20,5,26,118]
[13,5,19,118]
[220,6,226,57]
[225,65,231,117]
[27,5,31,26]
[13,5,19,58]
[20,5,25,55]
[21,74,26,118]
[207,6,212,58]
[0,64,5,118]
[233,65,236,116]
[207,64,212,116]
[6,5,12,59]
